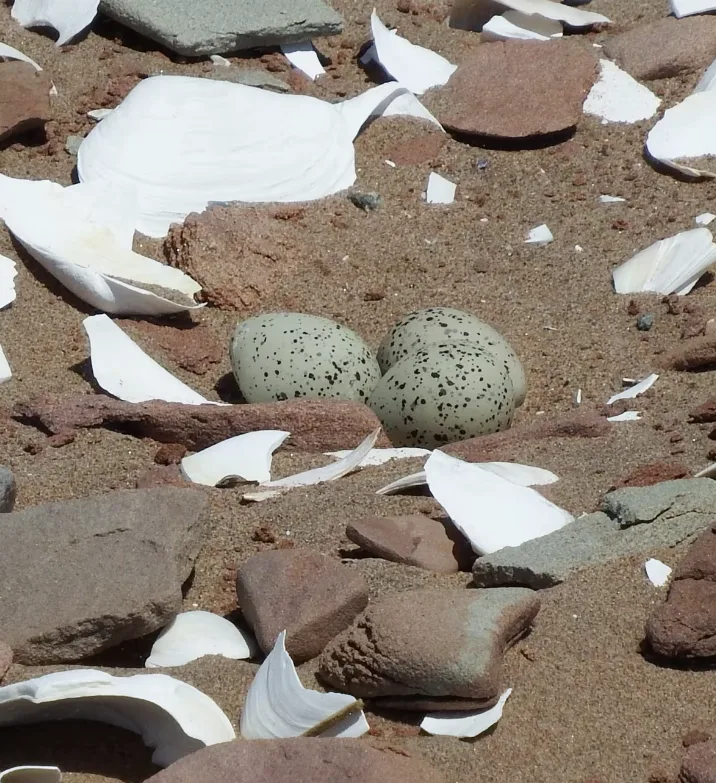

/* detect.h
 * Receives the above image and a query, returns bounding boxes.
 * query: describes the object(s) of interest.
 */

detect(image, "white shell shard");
[326,447,430,467]
[525,224,553,245]
[241,631,369,739]
[370,10,456,95]
[607,411,642,422]
[83,314,209,404]
[0,255,17,309]
[0,346,11,384]
[0,42,42,70]
[644,558,672,587]
[244,428,381,502]
[599,194,626,203]
[0,669,235,767]
[612,228,716,296]
[606,374,658,406]
[671,0,716,18]
[426,172,456,205]
[377,461,559,495]
[421,688,512,737]
[77,75,438,238]
[584,60,660,124]
[11,0,99,46]
[180,431,290,486]
[280,42,325,80]
[0,175,203,315]
[374,89,442,128]
[210,54,231,67]
[695,462,716,479]
[425,450,572,555]
[646,91,716,178]
[87,108,113,121]
[696,212,716,226]
[695,57,716,93]
[146,611,258,668]
[0,768,61,783]
[450,0,609,31]
[481,11,562,41]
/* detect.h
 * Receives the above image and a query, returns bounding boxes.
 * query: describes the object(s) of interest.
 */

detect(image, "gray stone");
[206,68,289,92]
[0,488,208,664]
[65,134,83,156]
[473,480,716,589]
[99,0,343,56]
[318,587,539,710]
[0,466,16,512]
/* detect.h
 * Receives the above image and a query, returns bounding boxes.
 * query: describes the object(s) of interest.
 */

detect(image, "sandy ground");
[1,0,716,780]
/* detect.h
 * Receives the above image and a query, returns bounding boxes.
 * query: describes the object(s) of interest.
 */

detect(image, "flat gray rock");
[0,488,208,664]
[0,466,16,512]
[473,480,716,589]
[99,0,343,56]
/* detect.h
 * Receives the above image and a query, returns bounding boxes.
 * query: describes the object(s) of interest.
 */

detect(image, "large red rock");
[0,62,51,142]
[680,739,716,783]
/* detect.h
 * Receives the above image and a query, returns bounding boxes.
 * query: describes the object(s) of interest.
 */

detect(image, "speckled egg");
[230,312,381,403]
[367,341,515,447]
[377,307,526,406]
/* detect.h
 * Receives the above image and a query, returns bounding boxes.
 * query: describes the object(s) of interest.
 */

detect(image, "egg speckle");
[368,341,515,447]
[230,312,381,403]
[377,307,526,406]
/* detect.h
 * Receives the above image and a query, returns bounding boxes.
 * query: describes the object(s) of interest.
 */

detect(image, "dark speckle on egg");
[367,342,515,447]
[230,313,381,403]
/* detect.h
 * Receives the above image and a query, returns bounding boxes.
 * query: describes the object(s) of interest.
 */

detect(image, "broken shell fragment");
[240,631,369,739]
[0,346,11,384]
[281,42,325,80]
[583,60,660,124]
[481,11,562,41]
[525,224,553,246]
[11,0,99,46]
[644,558,672,587]
[0,255,17,309]
[146,611,258,668]
[425,172,456,204]
[0,769,61,783]
[449,0,609,31]
[0,669,235,767]
[325,447,430,467]
[0,41,42,70]
[606,374,658,405]
[421,688,512,737]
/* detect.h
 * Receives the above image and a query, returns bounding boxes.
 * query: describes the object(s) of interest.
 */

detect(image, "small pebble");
[637,313,655,331]
[65,134,84,156]
[348,191,382,212]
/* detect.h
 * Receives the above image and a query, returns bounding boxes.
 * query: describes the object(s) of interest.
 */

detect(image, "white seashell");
[607,411,642,422]
[369,9,456,95]
[450,0,609,31]
[644,558,672,587]
[146,611,258,668]
[424,450,572,555]
[0,176,203,315]
[244,428,381,502]
[670,0,716,18]
[87,108,113,121]
[612,228,716,296]
[77,75,440,238]
[695,212,716,226]
[281,42,325,80]
[82,314,211,404]
[481,11,562,41]
[606,374,658,405]
[525,224,553,245]
[0,669,235,767]
[240,631,369,739]
[599,194,626,203]
[584,60,660,124]
[0,767,61,782]
[326,447,429,467]
[210,55,231,67]
[421,688,512,737]
[180,431,289,486]
[426,172,456,205]
[11,0,98,46]
[0,41,42,70]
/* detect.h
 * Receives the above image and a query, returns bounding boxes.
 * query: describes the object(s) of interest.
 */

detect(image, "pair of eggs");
[230,308,525,448]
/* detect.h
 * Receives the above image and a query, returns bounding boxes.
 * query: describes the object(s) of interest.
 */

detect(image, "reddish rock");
[387,133,445,165]
[346,514,473,573]
[0,642,12,681]
[647,524,716,659]
[425,40,598,139]
[0,62,51,142]
[603,17,716,81]
[690,398,716,423]
[610,462,689,491]
[236,549,369,662]
[659,334,716,371]
[154,443,188,465]
[683,729,712,748]
[680,739,716,783]
[135,464,190,489]
[118,320,223,376]
[14,395,389,452]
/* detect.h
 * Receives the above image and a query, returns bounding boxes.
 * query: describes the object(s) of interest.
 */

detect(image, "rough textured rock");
[143,739,447,783]
[236,549,369,662]
[386,133,446,166]
[689,398,716,422]
[0,466,16,512]
[680,739,716,783]
[0,62,51,142]
[164,206,313,311]
[14,395,389,452]
[425,40,598,139]
[346,514,473,573]
[98,0,343,56]
[0,488,207,664]
[659,334,716,371]
[603,17,716,81]
[647,523,716,659]
[609,461,689,490]
[318,587,539,710]
[0,642,11,682]
[473,480,716,589]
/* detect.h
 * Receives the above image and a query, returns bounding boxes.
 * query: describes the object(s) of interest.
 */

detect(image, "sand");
[1,0,716,780]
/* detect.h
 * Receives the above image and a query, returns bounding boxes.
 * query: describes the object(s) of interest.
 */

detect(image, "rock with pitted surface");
[236,549,369,663]
[318,587,539,710]
[680,739,716,783]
